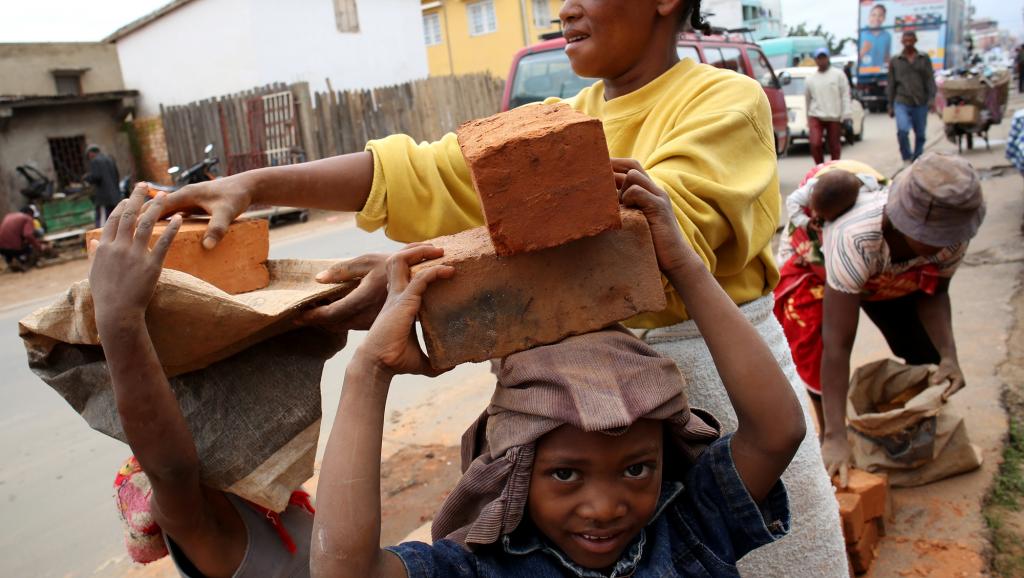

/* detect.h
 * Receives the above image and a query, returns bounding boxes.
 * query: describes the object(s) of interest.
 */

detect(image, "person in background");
[806,48,852,165]
[888,31,937,166]
[843,61,855,88]
[0,206,44,272]
[1016,44,1024,93]
[817,153,984,484]
[84,144,121,227]
[860,4,892,72]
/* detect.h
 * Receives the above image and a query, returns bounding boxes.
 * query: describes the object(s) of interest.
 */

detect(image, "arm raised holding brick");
[620,167,806,502]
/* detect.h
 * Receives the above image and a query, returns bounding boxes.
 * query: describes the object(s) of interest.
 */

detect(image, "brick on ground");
[848,516,881,574]
[837,492,866,545]
[412,208,666,370]
[456,102,621,257]
[86,218,270,295]
[844,469,889,521]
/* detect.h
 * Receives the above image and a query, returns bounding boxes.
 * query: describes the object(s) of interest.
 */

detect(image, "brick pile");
[835,470,891,574]
[86,218,270,295]
[413,105,665,369]
[132,116,172,185]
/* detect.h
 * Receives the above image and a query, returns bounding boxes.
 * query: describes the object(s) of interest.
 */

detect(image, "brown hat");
[886,152,985,247]
[430,326,720,547]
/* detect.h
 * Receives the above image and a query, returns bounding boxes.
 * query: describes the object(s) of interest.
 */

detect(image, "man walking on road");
[888,31,937,166]
[83,145,121,227]
[806,48,852,165]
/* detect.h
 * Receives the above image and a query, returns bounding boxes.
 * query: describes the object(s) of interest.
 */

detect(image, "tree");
[787,22,855,56]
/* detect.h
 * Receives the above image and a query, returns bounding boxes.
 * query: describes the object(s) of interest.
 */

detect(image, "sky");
[0,0,1021,43]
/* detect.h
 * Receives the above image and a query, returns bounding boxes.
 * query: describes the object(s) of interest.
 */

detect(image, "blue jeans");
[895,102,928,161]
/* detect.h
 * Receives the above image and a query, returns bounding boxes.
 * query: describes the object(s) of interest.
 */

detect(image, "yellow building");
[421,0,562,77]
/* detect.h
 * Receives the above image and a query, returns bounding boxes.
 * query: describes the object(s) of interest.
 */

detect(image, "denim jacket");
[387,434,790,577]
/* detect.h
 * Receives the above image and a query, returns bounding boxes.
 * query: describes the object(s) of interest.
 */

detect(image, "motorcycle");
[16,165,54,201]
[150,143,219,193]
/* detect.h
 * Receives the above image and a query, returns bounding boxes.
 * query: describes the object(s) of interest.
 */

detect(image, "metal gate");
[227,91,300,174]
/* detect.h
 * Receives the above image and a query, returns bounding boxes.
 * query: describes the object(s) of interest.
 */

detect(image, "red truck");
[502,31,792,156]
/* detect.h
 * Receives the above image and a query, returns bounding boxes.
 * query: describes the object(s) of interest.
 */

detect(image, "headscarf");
[431,326,720,546]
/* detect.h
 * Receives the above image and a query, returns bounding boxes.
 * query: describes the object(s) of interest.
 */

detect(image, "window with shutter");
[467,0,497,36]
[532,0,551,28]
[423,11,442,46]
[333,0,360,33]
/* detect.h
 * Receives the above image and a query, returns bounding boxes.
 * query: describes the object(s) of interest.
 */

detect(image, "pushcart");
[937,68,1010,153]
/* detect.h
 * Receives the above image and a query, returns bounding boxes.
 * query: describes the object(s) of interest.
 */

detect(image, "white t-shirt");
[805,68,852,122]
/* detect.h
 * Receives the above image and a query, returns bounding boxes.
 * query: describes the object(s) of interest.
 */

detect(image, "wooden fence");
[161,83,294,176]
[312,74,505,158]
[159,74,505,176]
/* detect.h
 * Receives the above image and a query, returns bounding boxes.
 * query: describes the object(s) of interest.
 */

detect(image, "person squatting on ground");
[888,31,937,165]
[90,186,314,578]
[0,206,44,271]
[310,182,806,577]
[805,48,852,165]
[775,153,985,483]
[84,144,122,227]
[160,1,850,571]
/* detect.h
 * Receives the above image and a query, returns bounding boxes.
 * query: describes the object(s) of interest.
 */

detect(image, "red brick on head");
[456,103,621,257]
[412,209,666,370]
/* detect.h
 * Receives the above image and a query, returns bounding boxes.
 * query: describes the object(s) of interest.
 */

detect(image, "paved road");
[0,107,1014,576]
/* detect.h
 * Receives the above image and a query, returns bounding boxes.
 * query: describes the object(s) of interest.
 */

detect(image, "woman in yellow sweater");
[163,1,846,575]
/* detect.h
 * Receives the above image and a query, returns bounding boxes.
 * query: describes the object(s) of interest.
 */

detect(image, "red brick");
[847,517,880,574]
[86,218,270,295]
[456,103,621,257]
[845,469,888,521]
[412,208,666,370]
[837,492,865,545]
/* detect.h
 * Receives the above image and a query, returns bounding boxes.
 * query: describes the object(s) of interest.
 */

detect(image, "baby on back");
[778,162,888,266]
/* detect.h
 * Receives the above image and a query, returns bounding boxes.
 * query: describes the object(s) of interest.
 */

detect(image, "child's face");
[527,419,663,571]
[559,0,677,79]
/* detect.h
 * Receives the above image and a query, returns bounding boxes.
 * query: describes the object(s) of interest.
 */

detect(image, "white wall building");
[703,0,784,40]
[107,0,428,117]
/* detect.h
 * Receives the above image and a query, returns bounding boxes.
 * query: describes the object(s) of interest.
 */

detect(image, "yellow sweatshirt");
[359,58,781,327]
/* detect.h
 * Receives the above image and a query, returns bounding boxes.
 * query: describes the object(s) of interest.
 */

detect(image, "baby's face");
[528,419,663,571]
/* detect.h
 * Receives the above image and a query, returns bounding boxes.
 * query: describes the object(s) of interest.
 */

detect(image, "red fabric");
[808,117,842,165]
[0,213,35,251]
[114,456,315,561]
[773,256,828,394]
[242,491,316,555]
[773,227,942,395]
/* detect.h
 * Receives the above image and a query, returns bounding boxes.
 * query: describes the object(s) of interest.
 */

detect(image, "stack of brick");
[86,218,271,295]
[835,470,891,574]
[131,116,172,185]
[412,104,666,369]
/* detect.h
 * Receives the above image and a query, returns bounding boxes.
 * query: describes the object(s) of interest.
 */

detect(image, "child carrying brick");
[163,1,848,573]
[310,184,806,577]
[89,186,314,578]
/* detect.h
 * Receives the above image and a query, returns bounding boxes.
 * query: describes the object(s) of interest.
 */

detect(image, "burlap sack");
[847,359,982,487]
[19,260,353,511]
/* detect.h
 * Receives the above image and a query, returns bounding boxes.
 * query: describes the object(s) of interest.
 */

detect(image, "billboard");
[858,0,947,75]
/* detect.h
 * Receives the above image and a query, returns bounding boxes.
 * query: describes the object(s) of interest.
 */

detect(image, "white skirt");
[641,295,848,577]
